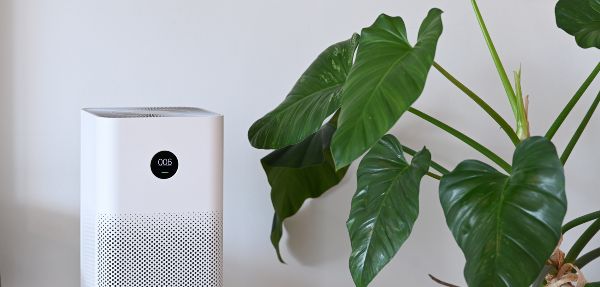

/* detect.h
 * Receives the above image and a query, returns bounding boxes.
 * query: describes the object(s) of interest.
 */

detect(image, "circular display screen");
[151,150,178,179]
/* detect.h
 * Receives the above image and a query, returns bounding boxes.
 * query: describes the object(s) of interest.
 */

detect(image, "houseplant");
[248,0,600,286]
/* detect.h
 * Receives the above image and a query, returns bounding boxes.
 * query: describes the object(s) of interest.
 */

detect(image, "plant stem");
[532,266,553,287]
[428,274,460,287]
[575,247,600,269]
[433,62,520,145]
[408,107,511,173]
[563,210,600,233]
[587,282,600,287]
[546,62,600,140]
[427,172,442,180]
[402,145,451,175]
[565,218,600,263]
[561,90,600,164]
[471,0,527,135]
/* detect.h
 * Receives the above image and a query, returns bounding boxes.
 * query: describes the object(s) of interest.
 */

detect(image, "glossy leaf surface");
[262,123,348,262]
[556,0,600,49]
[331,9,443,168]
[347,135,430,287]
[439,137,567,287]
[249,34,360,149]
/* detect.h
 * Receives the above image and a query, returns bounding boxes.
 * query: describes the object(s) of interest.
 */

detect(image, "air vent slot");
[83,107,221,118]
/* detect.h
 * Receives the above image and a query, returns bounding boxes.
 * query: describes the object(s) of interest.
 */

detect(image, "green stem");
[563,210,600,233]
[561,90,600,164]
[428,274,460,287]
[433,62,520,145]
[402,145,451,175]
[408,107,511,173]
[471,0,523,128]
[566,218,600,263]
[532,266,553,287]
[575,247,600,269]
[546,62,600,140]
[587,282,600,287]
[427,172,442,181]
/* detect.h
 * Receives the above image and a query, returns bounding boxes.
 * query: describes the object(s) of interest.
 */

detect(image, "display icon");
[151,150,178,179]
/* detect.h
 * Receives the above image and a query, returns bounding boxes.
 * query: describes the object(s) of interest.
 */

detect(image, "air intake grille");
[97,212,223,287]
[83,107,220,118]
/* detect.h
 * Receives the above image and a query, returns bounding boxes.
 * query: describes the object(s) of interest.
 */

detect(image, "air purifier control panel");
[151,150,179,179]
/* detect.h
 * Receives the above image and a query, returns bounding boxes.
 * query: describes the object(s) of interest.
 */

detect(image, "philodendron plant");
[248,0,600,286]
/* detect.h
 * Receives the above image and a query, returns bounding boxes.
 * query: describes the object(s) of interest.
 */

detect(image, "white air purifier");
[80,107,223,287]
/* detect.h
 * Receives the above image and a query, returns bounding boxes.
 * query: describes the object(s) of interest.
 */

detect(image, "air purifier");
[80,107,223,287]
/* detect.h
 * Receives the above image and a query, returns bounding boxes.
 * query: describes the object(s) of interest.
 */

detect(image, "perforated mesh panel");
[96,212,223,287]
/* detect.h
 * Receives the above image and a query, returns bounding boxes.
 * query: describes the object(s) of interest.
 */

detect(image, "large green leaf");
[249,34,360,149]
[331,9,443,169]
[439,136,567,287]
[347,135,430,287]
[262,122,348,262]
[556,0,600,49]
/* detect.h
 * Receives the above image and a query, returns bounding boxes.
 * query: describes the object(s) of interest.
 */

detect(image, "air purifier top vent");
[82,107,221,118]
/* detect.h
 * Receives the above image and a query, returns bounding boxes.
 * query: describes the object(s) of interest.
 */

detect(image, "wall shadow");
[283,176,354,266]
[1,206,79,286]
[224,254,312,287]
[0,0,15,284]
[0,3,80,286]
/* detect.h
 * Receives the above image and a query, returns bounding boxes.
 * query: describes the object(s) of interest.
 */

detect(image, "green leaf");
[439,136,567,287]
[262,122,348,262]
[347,135,430,287]
[331,9,444,169]
[556,0,600,49]
[249,34,360,149]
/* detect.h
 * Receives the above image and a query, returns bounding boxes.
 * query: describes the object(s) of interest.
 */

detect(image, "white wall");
[0,0,599,286]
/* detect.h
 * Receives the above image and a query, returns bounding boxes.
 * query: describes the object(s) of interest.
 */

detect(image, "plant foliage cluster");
[248,0,600,286]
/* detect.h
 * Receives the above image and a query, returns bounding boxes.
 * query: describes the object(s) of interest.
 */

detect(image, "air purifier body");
[81,107,223,287]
